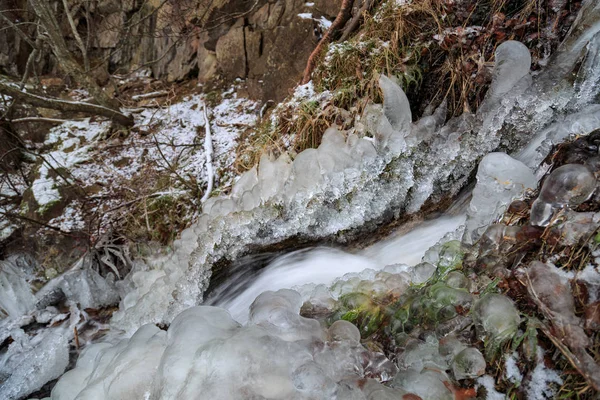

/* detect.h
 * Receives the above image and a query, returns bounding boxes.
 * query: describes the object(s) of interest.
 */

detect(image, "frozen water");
[525,261,590,348]
[452,347,486,380]
[378,75,412,139]
[0,327,70,400]
[0,257,36,318]
[391,368,453,400]
[464,152,537,243]
[50,292,400,400]
[530,164,596,226]
[485,41,532,105]
[473,294,520,345]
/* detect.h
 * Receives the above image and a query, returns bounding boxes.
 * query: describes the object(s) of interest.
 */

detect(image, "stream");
[1,1,600,399]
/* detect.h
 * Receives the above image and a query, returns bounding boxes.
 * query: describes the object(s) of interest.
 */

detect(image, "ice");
[378,75,412,135]
[285,149,323,199]
[0,327,70,400]
[524,261,590,348]
[376,75,411,152]
[452,347,486,380]
[258,153,292,202]
[54,268,119,309]
[113,13,600,334]
[231,166,258,199]
[530,164,596,226]
[0,256,37,318]
[51,290,399,400]
[328,320,361,342]
[464,152,537,243]
[473,294,520,345]
[484,40,531,107]
[55,324,166,400]
[391,369,453,400]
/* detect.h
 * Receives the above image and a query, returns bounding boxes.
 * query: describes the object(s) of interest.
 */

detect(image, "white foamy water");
[218,213,465,323]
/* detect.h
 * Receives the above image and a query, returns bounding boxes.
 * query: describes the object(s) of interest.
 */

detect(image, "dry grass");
[233,0,579,173]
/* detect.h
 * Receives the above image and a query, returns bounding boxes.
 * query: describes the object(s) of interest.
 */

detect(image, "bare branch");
[61,0,89,71]
[0,79,134,127]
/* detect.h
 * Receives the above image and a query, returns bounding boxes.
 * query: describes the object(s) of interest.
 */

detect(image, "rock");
[215,19,247,80]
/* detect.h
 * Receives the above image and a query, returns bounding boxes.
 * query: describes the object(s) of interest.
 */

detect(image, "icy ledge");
[112,4,600,333]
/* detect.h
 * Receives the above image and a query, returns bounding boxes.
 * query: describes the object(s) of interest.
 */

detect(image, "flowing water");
[211,213,466,323]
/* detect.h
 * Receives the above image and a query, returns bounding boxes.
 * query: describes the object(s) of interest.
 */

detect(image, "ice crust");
[464,152,537,243]
[112,22,600,333]
[50,291,402,400]
[0,256,37,318]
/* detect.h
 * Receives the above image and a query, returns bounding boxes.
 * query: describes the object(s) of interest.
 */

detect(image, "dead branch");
[301,0,355,84]
[61,0,89,72]
[28,0,118,109]
[0,79,134,127]
[131,91,169,101]
[0,209,71,234]
[11,117,73,124]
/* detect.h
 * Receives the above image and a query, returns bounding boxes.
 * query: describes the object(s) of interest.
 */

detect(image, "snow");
[505,352,523,384]
[24,89,258,237]
[525,347,563,399]
[578,263,600,302]
[477,375,505,400]
[48,202,85,232]
[297,13,332,30]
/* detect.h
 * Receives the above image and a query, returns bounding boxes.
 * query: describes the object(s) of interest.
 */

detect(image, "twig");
[73,326,80,349]
[11,117,72,124]
[301,0,355,84]
[201,104,214,203]
[131,91,169,101]
[0,209,71,234]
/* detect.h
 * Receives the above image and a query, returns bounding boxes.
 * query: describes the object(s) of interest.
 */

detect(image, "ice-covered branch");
[201,104,214,203]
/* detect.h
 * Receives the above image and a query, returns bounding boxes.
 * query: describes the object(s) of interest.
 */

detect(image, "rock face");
[0,0,341,102]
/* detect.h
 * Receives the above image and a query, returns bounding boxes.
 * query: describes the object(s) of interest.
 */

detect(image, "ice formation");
[112,19,600,332]
[472,294,520,346]
[484,40,532,106]
[50,291,403,400]
[0,256,37,318]
[464,152,537,243]
[0,327,70,400]
[4,4,600,398]
[530,164,597,226]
